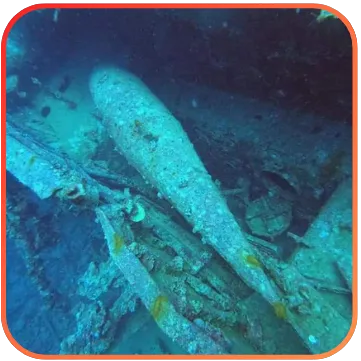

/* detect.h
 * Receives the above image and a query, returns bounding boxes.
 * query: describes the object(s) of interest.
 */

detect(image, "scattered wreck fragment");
[5,68,353,355]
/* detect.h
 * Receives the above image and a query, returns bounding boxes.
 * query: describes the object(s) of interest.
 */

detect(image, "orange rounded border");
[1,3,358,360]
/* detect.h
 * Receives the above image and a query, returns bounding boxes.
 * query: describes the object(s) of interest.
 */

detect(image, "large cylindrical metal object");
[89,66,280,305]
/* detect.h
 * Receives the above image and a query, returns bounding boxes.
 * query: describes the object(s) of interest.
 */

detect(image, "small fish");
[191,98,198,108]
